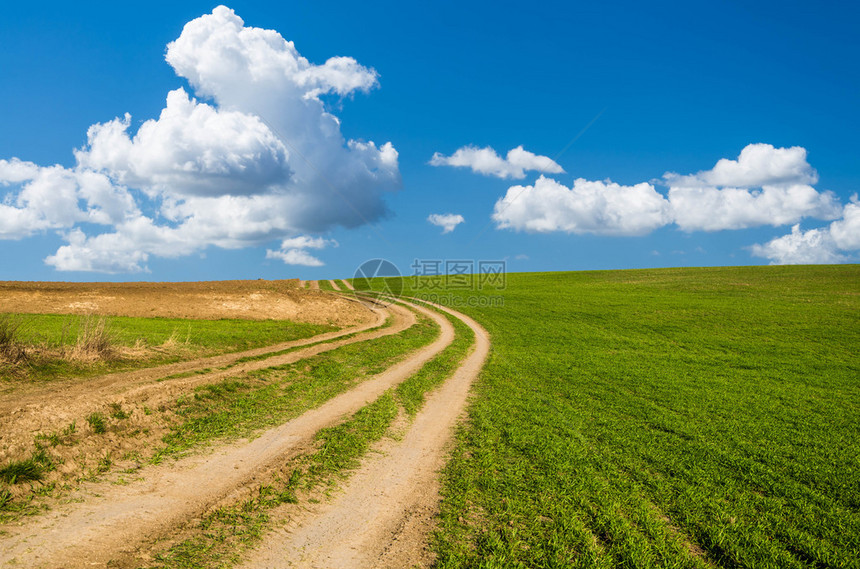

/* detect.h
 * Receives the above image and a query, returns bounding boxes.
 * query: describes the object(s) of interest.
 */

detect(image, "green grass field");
[0,313,335,382]
[401,265,860,568]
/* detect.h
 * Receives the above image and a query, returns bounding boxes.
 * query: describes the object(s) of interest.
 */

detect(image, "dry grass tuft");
[66,316,116,362]
[0,314,27,364]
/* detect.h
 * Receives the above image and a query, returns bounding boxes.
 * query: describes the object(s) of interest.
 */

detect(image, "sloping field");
[0,279,366,324]
[405,265,860,568]
[0,281,486,568]
[2,267,856,569]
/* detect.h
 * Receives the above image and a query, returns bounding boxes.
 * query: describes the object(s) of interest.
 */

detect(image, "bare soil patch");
[0,279,366,326]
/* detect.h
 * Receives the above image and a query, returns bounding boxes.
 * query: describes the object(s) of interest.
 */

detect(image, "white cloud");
[0,160,139,240]
[278,235,335,250]
[663,143,818,188]
[427,213,465,233]
[165,7,379,103]
[45,227,153,273]
[265,235,337,267]
[492,176,672,236]
[668,184,841,232]
[749,225,845,265]
[162,5,399,230]
[750,199,860,264]
[1,6,399,272]
[829,200,860,251]
[430,145,564,179]
[489,143,844,242]
[666,143,839,232]
[76,88,291,197]
[265,249,324,267]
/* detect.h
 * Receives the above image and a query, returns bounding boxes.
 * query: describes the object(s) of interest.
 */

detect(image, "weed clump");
[0,458,43,484]
[0,314,27,364]
[109,402,130,420]
[68,316,115,361]
[87,412,108,434]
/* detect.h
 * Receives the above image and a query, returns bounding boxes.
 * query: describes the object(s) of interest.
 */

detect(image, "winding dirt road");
[0,300,463,568]
[0,301,404,466]
[239,304,489,569]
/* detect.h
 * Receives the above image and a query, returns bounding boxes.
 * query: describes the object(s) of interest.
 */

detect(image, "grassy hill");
[404,265,859,568]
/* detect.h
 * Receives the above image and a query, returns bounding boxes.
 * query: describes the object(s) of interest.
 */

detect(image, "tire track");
[238,303,489,569]
[0,302,399,453]
[0,301,455,569]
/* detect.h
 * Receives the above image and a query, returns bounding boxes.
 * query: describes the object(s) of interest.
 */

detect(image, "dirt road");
[329,279,341,291]
[238,304,489,568]
[0,301,411,471]
[0,300,457,568]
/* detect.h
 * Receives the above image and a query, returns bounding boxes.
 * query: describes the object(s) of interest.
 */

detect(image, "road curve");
[239,302,490,569]
[0,302,399,461]
[0,300,455,569]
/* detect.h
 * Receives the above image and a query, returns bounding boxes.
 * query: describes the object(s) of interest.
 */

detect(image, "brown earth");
[0,300,456,568]
[0,279,366,326]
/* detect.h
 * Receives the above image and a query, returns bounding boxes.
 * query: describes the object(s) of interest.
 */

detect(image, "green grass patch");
[318,280,335,291]
[393,265,860,568]
[0,459,43,484]
[86,412,108,434]
[0,313,335,382]
[228,315,394,367]
[151,311,438,461]
[109,402,130,420]
[395,304,475,416]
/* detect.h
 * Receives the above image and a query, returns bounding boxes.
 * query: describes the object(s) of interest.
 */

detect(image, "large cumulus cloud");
[0,6,399,272]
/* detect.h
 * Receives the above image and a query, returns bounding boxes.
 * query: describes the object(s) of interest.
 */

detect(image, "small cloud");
[265,235,337,266]
[278,235,336,250]
[427,213,465,234]
[430,145,563,179]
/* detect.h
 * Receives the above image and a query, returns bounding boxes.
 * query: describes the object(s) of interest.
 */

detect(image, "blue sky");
[1,0,858,281]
